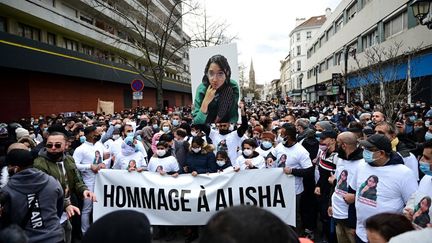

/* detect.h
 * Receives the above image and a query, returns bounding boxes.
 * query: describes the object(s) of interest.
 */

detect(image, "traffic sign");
[131,79,144,92]
[133,91,143,100]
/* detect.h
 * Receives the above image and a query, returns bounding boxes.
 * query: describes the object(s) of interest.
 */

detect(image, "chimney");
[295,18,306,27]
[325,8,332,18]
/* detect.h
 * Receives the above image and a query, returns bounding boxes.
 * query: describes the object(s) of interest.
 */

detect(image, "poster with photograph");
[189,44,240,125]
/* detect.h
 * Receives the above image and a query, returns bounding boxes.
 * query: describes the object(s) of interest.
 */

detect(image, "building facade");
[288,14,327,101]
[0,0,192,122]
[304,0,432,103]
[280,54,291,100]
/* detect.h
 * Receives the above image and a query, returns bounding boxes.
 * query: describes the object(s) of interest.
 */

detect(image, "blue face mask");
[419,161,432,176]
[172,120,179,126]
[425,132,432,141]
[127,132,134,138]
[405,124,413,134]
[136,135,142,141]
[162,127,170,133]
[79,136,86,143]
[363,149,376,164]
[152,124,159,129]
[262,141,272,149]
[425,120,430,127]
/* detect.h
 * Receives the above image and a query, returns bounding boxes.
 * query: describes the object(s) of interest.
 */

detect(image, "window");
[80,13,94,25]
[64,38,78,51]
[320,35,326,45]
[347,1,357,22]
[319,62,325,72]
[17,23,40,41]
[335,17,344,33]
[117,30,126,40]
[362,29,378,50]
[327,26,334,39]
[384,11,407,39]
[306,31,311,39]
[297,77,301,89]
[296,33,300,41]
[81,44,94,55]
[297,60,301,71]
[296,46,301,55]
[335,51,342,66]
[327,56,333,68]
[47,32,56,46]
[0,16,6,32]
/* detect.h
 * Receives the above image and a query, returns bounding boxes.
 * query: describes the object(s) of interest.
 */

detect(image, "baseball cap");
[359,134,392,153]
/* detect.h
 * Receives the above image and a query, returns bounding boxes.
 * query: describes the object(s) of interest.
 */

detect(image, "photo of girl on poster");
[413,196,432,228]
[192,54,240,124]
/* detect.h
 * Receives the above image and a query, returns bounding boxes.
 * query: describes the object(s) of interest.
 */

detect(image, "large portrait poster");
[189,44,240,125]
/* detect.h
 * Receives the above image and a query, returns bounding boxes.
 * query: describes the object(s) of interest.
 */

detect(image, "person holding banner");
[147,141,179,177]
[184,136,216,175]
[235,138,265,170]
[192,54,240,124]
[112,136,147,172]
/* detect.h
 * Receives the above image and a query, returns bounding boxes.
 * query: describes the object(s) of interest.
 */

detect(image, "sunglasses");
[46,143,62,149]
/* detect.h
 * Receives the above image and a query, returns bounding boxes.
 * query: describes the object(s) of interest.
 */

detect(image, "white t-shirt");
[398,152,420,181]
[109,137,124,157]
[350,162,418,242]
[113,152,147,170]
[331,156,364,219]
[73,141,108,190]
[209,129,242,164]
[235,154,265,170]
[256,146,275,163]
[270,142,312,195]
[405,175,432,229]
[148,155,179,173]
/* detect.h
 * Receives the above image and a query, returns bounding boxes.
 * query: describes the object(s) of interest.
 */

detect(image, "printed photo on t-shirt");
[93,150,102,165]
[156,165,164,172]
[277,154,287,168]
[412,196,431,228]
[217,139,228,152]
[128,160,137,170]
[358,175,379,207]
[335,170,349,195]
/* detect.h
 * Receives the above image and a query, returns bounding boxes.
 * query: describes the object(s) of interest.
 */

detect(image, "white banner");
[93,169,296,226]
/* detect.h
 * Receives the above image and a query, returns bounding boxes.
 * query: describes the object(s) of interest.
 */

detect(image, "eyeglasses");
[46,143,62,149]
[207,71,225,79]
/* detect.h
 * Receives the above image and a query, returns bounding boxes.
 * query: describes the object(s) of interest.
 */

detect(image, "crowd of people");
[0,98,432,243]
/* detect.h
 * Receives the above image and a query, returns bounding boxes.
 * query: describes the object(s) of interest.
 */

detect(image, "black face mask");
[283,138,295,148]
[94,134,102,141]
[219,129,230,135]
[47,151,63,161]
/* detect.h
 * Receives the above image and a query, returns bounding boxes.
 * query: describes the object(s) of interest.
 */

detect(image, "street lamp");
[410,0,432,29]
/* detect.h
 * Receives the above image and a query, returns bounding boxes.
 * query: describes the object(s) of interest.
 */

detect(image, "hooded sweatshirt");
[1,168,63,243]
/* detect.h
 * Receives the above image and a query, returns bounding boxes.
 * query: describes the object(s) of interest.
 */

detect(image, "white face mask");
[229,124,234,131]
[243,149,253,156]
[29,134,36,140]
[162,127,170,133]
[191,147,201,153]
[191,131,198,137]
[112,134,120,140]
[156,149,166,157]
[216,160,226,167]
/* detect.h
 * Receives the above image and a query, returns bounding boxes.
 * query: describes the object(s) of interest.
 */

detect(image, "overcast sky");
[184,0,341,85]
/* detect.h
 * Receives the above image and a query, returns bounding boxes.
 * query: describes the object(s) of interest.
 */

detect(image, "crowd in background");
[0,98,432,243]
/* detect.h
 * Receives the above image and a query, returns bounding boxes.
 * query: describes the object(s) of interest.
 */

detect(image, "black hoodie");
[0,168,64,243]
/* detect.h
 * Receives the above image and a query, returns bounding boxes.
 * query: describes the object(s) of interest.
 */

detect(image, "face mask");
[112,134,120,140]
[114,124,122,129]
[29,134,35,140]
[319,144,328,151]
[136,135,142,141]
[272,126,278,130]
[156,149,166,157]
[405,124,413,134]
[79,136,86,143]
[152,124,159,129]
[364,104,370,110]
[43,128,48,132]
[47,151,63,161]
[363,149,376,164]
[191,131,198,137]
[216,160,226,167]
[425,132,432,141]
[33,125,38,129]
[162,127,170,133]
[280,122,286,126]
[425,121,431,127]
[94,134,102,141]
[172,120,179,126]
[309,116,317,123]
[277,134,284,144]
[262,141,272,149]
[409,116,416,123]
[191,147,201,153]
[229,124,234,131]
[243,149,253,157]
[219,129,230,135]
[419,161,432,176]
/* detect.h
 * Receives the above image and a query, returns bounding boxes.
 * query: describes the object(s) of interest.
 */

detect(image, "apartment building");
[0,0,192,121]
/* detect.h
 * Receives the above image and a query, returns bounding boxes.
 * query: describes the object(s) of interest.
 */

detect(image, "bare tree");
[90,0,234,110]
[352,41,423,122]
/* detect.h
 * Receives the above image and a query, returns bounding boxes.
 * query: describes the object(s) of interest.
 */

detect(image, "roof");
[292,15,326,32]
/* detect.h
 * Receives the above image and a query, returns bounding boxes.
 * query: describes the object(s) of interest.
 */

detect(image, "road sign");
[131,79,144,92]
[133,91,143,100]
